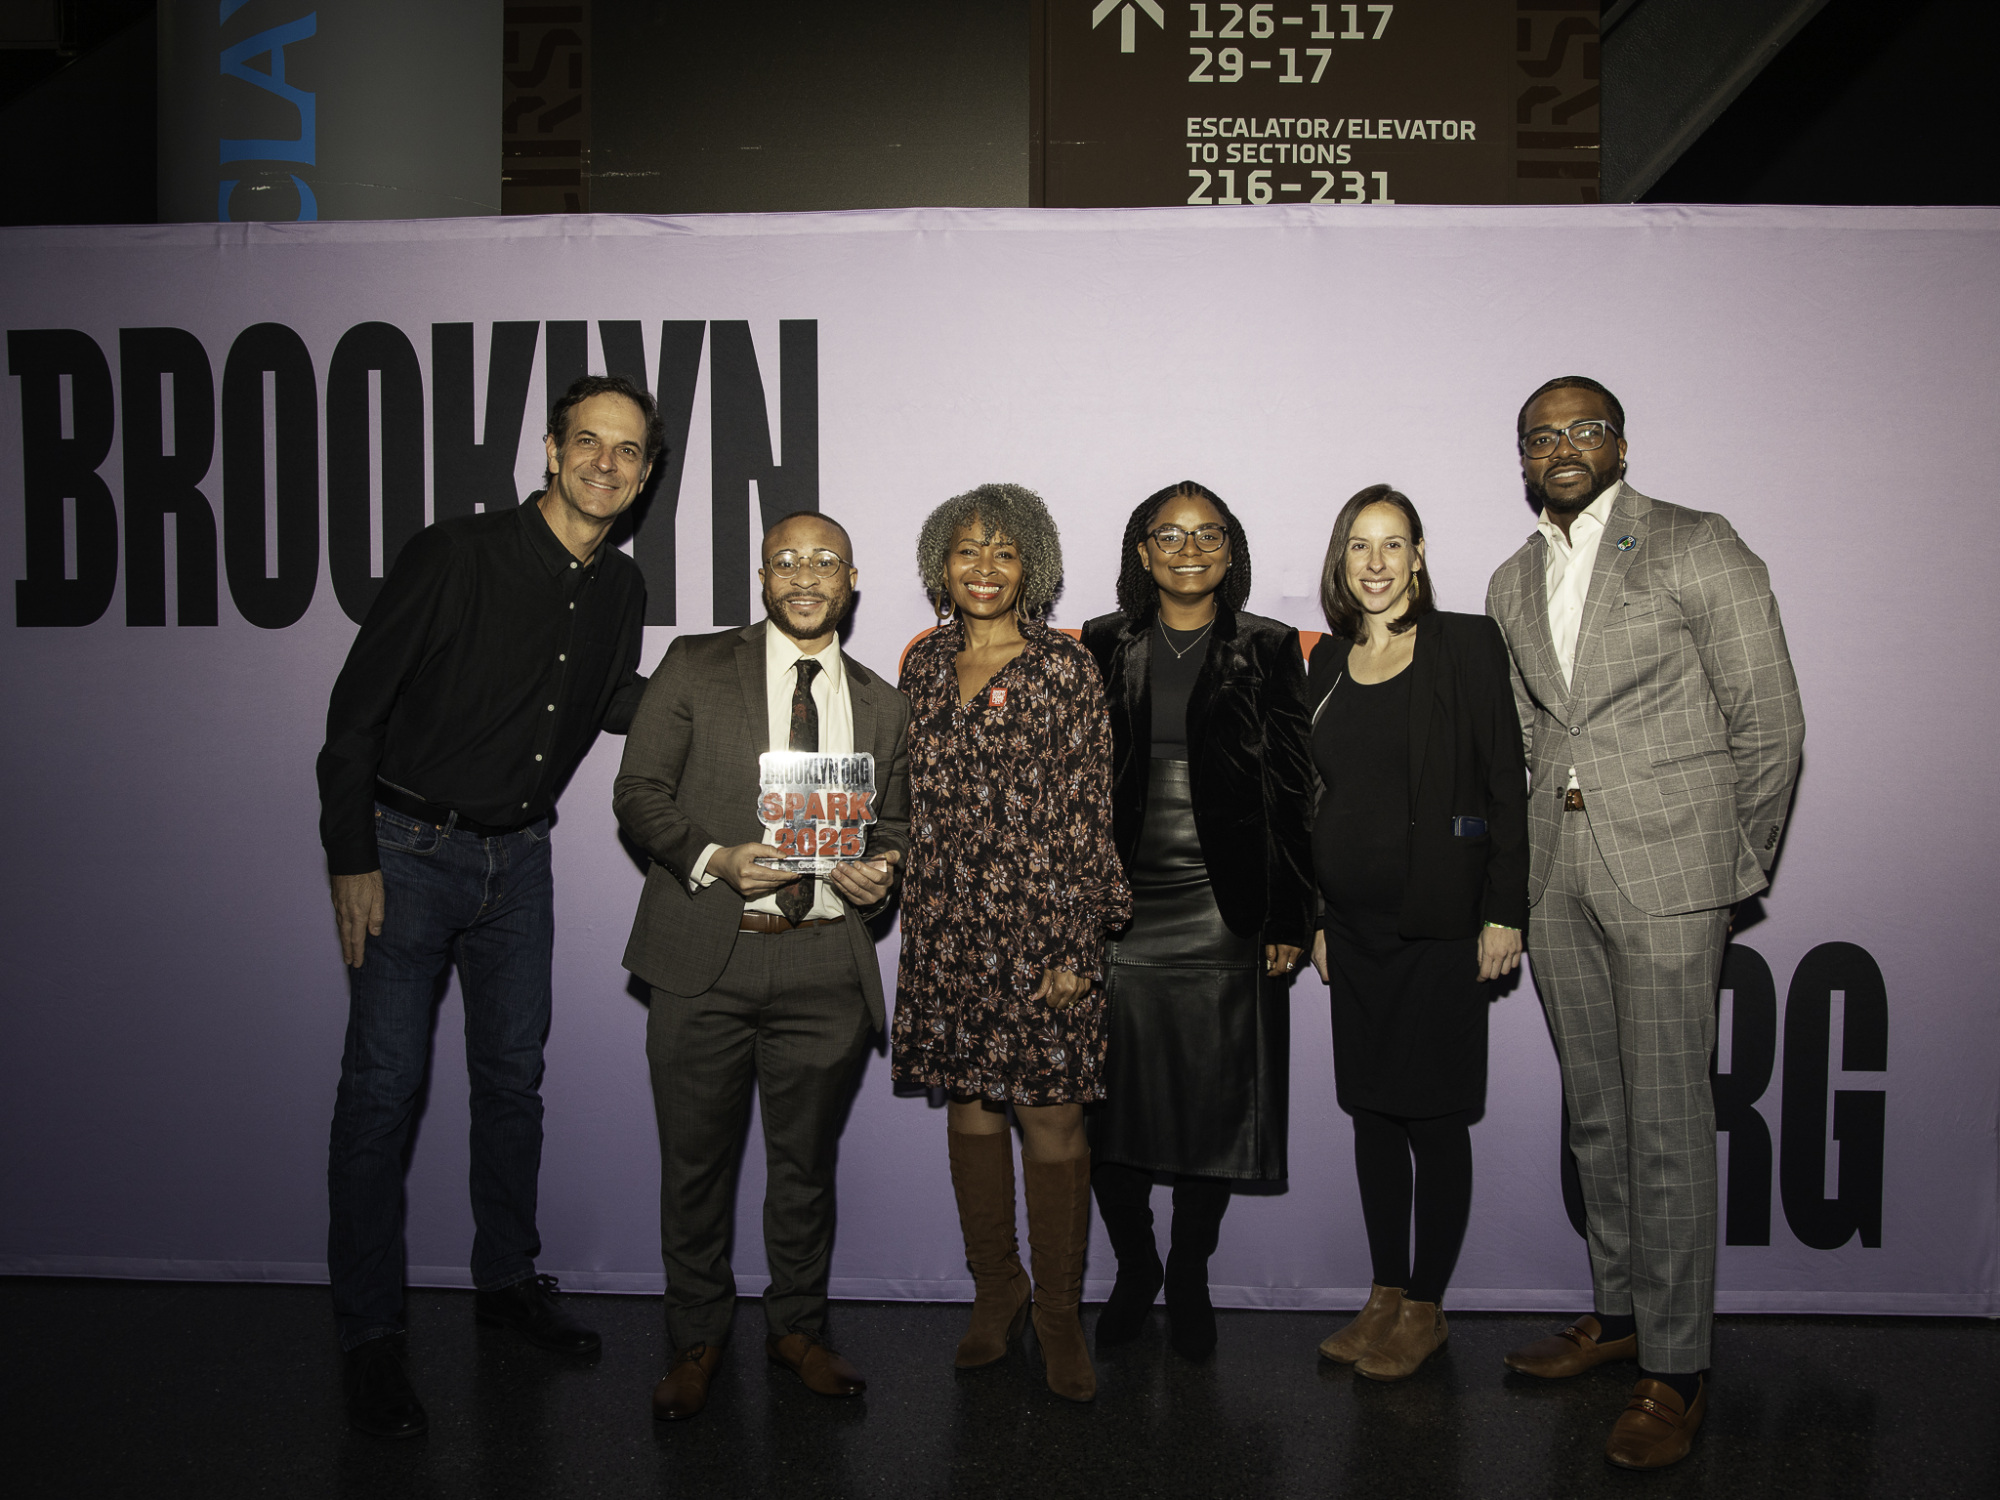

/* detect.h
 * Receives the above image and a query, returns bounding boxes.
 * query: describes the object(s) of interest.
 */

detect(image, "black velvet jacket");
[1306,610,1530,939]
[1081,605,1316,948]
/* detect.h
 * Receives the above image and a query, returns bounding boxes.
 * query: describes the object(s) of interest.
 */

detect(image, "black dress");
[1091,622,1287,1180]
[1314,663,1487,1118]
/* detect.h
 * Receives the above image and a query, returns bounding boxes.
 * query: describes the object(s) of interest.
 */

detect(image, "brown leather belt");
[1563,787,1587,812]
[739,911,847,934]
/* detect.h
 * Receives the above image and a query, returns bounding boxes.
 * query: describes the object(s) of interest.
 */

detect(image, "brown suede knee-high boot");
[1022,1153,1096,1402]
[947,1130,1032,1368]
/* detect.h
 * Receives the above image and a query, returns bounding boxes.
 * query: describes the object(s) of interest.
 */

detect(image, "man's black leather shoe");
[475,1274,602,1356]
[344,1336,428,1439]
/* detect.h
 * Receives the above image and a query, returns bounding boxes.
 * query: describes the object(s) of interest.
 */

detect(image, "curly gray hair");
[914,482,1065,619]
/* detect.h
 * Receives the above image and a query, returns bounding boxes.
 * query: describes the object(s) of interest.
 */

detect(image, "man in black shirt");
[316,374,660,1438]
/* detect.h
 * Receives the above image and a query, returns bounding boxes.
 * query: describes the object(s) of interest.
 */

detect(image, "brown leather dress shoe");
[1502,1315,1639,1378]
[1605,1377,1707,1469]
[652,1344,723,1421]
[766,1332,867,1397]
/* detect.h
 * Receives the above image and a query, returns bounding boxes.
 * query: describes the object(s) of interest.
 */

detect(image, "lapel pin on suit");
[1616,535,1638,552]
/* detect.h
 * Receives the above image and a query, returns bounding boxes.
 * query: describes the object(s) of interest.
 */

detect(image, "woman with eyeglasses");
[1078,481,1315,1362]
[892,483,1131,1403]
[1305,484,1528,1380]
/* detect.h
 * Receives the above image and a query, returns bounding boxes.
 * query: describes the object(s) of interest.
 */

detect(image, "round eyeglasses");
[1148,525,1229,555]
[764,550,851,579]
[1520,419,1620,459]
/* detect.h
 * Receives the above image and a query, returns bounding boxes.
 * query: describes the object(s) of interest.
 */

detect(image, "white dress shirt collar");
[755,624,852,920]
[1539,479,1624,703]
[1536,478,1623,558]
[764,621,848,708]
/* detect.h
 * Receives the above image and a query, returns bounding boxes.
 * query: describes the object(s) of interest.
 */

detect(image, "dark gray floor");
[3,1279,1994,1499]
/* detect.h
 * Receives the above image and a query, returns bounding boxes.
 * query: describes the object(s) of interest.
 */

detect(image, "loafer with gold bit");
[766,1332,867,1397]
[1605,1377,1707,1469]
[1502,1314,1638,1378]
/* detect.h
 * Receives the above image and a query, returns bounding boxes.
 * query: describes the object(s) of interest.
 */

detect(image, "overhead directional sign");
[1032,0,1601,206]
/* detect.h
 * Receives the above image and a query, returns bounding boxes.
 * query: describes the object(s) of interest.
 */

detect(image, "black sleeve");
[1304,636,1336,940]
[315,528,462,876]
[1304,632,1341,934]
[1471,616,1531,930]
[1261,628,1317,949]
[600,576,649,736]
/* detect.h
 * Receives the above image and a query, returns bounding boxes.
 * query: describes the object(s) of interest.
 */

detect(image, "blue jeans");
[327,803,554,1350]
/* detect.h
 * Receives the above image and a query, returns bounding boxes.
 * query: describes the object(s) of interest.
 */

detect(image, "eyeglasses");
[1148,525,1229,555]
[1520,420,1620,459]
[764,550,851,579]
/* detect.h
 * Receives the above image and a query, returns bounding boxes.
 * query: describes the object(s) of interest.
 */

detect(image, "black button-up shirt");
[317,497,646,876]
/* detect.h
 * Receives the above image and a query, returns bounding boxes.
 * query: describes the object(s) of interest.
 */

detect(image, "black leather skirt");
[1088,760,1288,1181]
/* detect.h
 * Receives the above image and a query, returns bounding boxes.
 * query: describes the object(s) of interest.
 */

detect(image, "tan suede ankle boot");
[1317,1283,1405,1364]
[947,1129,1032,1368]
[1354,1296,1448,1381]
[1023,1153,1096,1402]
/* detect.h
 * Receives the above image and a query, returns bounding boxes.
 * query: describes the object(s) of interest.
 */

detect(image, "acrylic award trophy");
[752,751,879,873]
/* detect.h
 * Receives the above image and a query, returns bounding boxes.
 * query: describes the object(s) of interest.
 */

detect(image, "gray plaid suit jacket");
[612,621,912,1027]
[1484,485,1804,918]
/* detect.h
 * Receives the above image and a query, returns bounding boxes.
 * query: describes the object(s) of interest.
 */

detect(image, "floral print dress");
[892,617,1131,1105]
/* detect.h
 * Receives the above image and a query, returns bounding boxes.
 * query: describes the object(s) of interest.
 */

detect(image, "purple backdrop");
[2,205,1994,1315]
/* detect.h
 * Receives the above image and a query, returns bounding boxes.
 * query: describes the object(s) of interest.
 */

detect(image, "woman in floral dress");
[893,482,1129,1403]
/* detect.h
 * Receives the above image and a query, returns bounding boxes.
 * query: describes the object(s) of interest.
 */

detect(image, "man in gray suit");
[1485,376,1803,1469]
[613,510,910,1421]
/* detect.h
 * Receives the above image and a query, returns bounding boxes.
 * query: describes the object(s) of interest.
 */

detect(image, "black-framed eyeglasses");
[1520,420,1620,459]
[763,549,851,578]
[1148,524,1229,555]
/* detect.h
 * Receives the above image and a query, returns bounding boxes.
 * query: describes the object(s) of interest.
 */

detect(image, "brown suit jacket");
[612,621,913,1028]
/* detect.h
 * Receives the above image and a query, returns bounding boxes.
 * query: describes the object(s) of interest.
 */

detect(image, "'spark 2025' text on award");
[753,751,879,873]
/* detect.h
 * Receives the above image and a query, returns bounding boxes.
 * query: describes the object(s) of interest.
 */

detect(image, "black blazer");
[1082,605,1316,948]
[1306,611,1529,940]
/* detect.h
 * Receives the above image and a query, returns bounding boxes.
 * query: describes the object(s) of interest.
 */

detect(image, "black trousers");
[647,923,872,1351]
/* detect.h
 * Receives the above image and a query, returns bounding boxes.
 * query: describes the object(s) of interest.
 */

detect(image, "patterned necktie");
[776,657,822,922]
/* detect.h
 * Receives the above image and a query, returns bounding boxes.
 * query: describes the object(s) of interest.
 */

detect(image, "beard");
[1525,460,1620,517]
[763,577,854,642]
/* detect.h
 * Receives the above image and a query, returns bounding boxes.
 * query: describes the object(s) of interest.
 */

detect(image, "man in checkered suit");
[1484,376,1804,1469]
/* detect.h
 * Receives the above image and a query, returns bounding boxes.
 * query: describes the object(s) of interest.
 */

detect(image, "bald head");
[763,510,852,564]
[759,510,858,649]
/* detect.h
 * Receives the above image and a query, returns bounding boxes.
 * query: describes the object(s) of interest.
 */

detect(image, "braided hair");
[1113,480,1254,625]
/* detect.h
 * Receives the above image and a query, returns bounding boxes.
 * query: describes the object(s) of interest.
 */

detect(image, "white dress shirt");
[1538,479,1623,788]
[689,627,855,919]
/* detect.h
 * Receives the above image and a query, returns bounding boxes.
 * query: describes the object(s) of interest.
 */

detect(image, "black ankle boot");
[1164,1177,1230,1362]
[1092,1162,1163,1346]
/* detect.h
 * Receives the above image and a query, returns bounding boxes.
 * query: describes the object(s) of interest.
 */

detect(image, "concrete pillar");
[158,0,500,223]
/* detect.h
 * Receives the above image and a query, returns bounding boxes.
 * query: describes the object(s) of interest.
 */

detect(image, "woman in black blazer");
[1307,484,1528,1381]
[1080,480,1315,1361]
